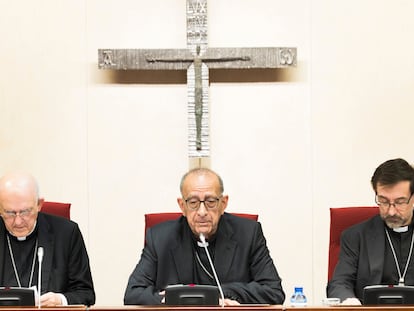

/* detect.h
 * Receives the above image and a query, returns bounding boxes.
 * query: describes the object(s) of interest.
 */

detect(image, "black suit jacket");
[327,214,414,302]
[124,213,285,305]
[0,212,95,306]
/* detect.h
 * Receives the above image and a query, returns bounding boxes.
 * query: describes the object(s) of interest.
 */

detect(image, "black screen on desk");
[0,287,35,306]
[165,284,219,306]
[363,285,414,305]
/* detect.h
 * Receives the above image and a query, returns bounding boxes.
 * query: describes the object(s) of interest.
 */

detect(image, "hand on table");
[341,297,361,305]
[40,292,63,306]
[220,298,241,306]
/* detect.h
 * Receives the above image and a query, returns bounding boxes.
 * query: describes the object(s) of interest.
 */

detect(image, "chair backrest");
[328,206,379,281]
[144,212,258,240]
[41,201,71,219]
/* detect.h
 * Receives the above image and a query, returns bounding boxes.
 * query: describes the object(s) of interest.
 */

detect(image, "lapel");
[214,222,237,280]
[212,215,237,280]
[36,213,55,292]
[171,222,195,284]
[366,215,386,283]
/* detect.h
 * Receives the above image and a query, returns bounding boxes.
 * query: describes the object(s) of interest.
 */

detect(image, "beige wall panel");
[1,0,414,307]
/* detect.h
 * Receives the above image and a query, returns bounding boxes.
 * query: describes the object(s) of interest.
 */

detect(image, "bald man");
[0,172,95,306]
[124,168,285,305]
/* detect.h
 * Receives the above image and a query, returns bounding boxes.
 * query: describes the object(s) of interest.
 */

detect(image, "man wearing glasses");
[0,172,95,306]
[124,168,285,305]
[327,158,414,305]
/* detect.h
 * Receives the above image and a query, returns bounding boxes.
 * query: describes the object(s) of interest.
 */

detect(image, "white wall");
[1,0,414,306]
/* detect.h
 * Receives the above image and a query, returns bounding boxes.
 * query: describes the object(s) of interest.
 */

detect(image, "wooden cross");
[98,0,296,168]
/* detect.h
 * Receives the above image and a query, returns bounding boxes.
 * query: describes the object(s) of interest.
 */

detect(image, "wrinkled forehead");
[376,180,411,195]
[182,172,221,196]
[0,186,39,212]
[0,191,38,211]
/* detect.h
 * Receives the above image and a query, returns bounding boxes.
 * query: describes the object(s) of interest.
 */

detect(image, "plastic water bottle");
[290,286,307,307]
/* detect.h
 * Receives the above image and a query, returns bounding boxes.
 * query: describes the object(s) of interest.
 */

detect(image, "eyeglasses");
[375,193,413,210]
[1,208,34,220]
[184,196,222,211]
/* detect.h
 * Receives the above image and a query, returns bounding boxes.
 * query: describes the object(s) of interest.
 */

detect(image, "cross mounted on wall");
[98,0,297,168]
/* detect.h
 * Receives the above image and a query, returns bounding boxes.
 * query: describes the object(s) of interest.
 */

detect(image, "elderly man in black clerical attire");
[124,167,285,305]
[0,172,95,306]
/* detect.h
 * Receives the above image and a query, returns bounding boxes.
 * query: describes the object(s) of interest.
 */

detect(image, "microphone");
[199,233,225,307]
[37,247,44,309]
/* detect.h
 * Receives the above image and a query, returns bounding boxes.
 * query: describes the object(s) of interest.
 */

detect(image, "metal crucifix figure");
[98,0,296,163]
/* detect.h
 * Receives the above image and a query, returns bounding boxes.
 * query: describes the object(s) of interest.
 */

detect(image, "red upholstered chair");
[41,201,71,219]
[145,212,258,239]
[328,206,379,281]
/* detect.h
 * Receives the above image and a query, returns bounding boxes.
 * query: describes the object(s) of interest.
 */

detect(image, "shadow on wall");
[91,63,304,85]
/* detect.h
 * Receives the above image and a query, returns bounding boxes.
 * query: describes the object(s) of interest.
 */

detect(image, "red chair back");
[328,206,379,281]
[41,201,71,219]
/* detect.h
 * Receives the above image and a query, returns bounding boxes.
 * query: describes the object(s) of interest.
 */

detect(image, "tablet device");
[363,285,414,305]
[0,287,35,306]
[165,284,219,306]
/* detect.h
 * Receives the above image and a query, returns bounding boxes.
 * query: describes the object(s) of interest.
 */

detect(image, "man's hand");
[159,290,165,303]
[220,298,241,306]
[341,297,361,305]
[40,292,62,306]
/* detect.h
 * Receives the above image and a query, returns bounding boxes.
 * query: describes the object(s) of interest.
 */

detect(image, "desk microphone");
[199,233,225,307]
[37,247,44,309]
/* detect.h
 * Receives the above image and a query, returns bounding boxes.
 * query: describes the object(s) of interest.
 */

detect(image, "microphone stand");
[199,234,225,307]
[37,247,44,309]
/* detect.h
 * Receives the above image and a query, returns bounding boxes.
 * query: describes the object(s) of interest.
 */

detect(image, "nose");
[13,214,25,224]
[387,203,398,216]
[197,201,208,216]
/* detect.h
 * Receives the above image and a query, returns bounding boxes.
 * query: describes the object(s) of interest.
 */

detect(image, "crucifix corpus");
[98,0,297,168]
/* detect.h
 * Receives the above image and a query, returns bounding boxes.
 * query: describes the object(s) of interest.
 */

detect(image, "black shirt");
[2,225,39,288]
[382,221,414,285]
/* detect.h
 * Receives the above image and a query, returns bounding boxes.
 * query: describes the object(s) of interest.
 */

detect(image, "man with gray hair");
[125,168,285,305]
[0,172,95,306]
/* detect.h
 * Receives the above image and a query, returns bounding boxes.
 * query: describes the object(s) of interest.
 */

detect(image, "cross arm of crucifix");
[98,47,296,70]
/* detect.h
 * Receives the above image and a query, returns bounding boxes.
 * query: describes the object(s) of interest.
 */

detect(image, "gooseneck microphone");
[37,247,44,309]
[199,233,225,307]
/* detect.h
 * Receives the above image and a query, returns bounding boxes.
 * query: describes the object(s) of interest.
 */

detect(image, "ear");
[37,198,45,212]
[177,197,186,215]
[220,195,229,214]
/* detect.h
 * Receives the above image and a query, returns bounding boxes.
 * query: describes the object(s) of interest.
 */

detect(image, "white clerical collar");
[8,221,37,241]
[393,226,409,233]
[197,240,209,247]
